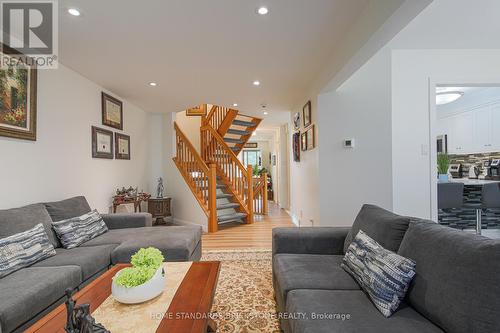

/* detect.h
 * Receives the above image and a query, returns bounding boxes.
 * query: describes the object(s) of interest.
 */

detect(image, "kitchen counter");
[447,178,500,185]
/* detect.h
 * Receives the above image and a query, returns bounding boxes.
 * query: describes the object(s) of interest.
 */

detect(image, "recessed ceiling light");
[263,111,268,115]
[68,8,81,16]
[253,80,260,86]
[233,103,238,107]
[148,82,157,87]
[257,7,269,15]
[252,132,257,136]
[436,91,464,105]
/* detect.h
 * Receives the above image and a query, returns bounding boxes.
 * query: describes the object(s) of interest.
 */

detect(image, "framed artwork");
[306,125,315,150]
[92,126,114,159]
[292,132,300,162]
[0,43,37,141]
[293,112,301,130]
[301,132,307,151]
[272,154,277,166]
[102,92,123,130]
[115,133,131,160]
[244,142,258,148]
[302,101,312,127]
[186,104,207,116]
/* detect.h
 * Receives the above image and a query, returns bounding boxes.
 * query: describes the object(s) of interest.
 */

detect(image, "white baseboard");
[172,217,208,232]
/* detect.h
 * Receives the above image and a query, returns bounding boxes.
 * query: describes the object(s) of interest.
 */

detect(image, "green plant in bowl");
[131,247,164,269]
[114,247,164,288]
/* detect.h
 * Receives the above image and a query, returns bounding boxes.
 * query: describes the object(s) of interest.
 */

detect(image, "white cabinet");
[491,105,500,148]
[474,107,492,150]
[447,113,473,154]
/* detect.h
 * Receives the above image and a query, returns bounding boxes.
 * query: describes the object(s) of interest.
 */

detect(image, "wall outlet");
[343,138,355,148]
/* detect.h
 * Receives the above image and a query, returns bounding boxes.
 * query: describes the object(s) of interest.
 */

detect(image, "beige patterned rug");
[201,249,281,333]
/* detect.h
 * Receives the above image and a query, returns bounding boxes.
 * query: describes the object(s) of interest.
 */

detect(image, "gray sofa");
[0,196,202,333]
[273,204,500,333]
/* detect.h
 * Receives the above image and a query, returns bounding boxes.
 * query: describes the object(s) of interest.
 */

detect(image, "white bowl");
[112,266,165,304]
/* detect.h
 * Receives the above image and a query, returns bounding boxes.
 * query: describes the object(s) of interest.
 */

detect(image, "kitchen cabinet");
[474,107,492,150]
[447,113,473,154]
[491,105,500,148]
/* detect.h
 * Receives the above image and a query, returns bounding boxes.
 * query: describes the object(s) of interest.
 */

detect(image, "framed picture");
[272,154,277,166]
[292,132,300,162]
[92,126,113,159]
[186,104,207,116]
[244,142,258,148]
[301,132,307,151]
[302,101,312,127]
[306,125,315,150]
[0,43,37,141]
[293,112,301,130]
[115,133,131,160]
[102,92,123,130]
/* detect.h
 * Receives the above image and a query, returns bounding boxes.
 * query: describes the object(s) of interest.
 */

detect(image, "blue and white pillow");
[0,223,56,278]
[52,209,108,249]
[341,230,416,317]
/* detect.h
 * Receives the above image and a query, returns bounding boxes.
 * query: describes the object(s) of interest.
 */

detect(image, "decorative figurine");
[64,288,109,333]
[157,177,164,198]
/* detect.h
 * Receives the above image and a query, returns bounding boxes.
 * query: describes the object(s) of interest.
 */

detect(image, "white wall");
[318,48,393,227]
[175,111,201,153]
[0,64,151,212]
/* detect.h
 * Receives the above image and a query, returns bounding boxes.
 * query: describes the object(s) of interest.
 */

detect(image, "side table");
[148,197,172,225]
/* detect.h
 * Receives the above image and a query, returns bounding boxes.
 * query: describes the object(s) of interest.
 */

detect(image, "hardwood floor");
[202,202,295,250]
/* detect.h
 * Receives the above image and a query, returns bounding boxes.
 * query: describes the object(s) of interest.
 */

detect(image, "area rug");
[201,249,281,333]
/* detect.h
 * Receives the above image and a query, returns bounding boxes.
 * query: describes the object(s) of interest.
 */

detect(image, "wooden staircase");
[173,104,266,233]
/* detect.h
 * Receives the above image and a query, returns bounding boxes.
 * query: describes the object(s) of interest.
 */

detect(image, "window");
[241,150,262,167]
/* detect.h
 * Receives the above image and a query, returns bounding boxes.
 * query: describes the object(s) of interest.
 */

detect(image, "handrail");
[202,105,237,135]
[200,124,253,221]
[173,122,218,232]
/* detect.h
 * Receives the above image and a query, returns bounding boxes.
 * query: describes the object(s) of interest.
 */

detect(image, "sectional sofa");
[0,196,202,333]
[272,204,500,333]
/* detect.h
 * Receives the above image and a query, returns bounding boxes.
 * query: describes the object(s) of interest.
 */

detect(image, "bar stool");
[477,183,500,235]
[438,183,464,227]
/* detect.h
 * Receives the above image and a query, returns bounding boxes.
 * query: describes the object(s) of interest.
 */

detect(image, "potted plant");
[112,247,165,304]
[437,153,450,182]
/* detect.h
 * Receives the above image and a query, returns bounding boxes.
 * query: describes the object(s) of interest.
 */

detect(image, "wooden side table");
[148,197,172,225]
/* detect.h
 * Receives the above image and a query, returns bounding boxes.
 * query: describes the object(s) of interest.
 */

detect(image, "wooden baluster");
[262,172,268,215]
[208,164,218,233]
[247,165,254,224]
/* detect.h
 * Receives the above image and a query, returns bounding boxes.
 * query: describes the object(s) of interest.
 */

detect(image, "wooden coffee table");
[25,262,220,333]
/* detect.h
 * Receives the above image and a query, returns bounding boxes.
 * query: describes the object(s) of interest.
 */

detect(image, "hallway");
[202,202,295,250]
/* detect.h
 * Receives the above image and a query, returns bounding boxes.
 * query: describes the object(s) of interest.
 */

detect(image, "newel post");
[247,165,254,224]
[208,164,218,233]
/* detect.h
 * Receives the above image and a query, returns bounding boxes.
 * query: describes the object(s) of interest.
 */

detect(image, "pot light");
[68,8,81,16]
[252,131,257,136]
[257,7,269,15]
[263,111,268,115]
[233,103,238,107]
[148,82,157,87]
[436,91,464,105]
[253,80,260,86]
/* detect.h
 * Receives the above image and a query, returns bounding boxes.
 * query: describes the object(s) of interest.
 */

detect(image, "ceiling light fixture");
[436,91,464,105]
[257,7,269,15]
[148,82,157,87]
[252,132,257,136]
[68,8,81,16]
[253,80,260,86]
[233,103,238,107]
[263,111,268,115]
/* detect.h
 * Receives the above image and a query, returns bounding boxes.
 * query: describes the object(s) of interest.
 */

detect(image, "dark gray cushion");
[0,266,81,333]
[80,226,202,263]
[344,204,410,253]
[286,290,444,333]
[273,254,360,309]
[32,244,117,280]
[398,221,500,333]
[272,227,350,256]
[43,196,91,222]
[101,213,153,229]
[0,203,59,248]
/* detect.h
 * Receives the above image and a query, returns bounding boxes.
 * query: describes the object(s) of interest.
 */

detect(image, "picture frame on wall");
[0,43,37,141]
[293,111,301,130]
[292,131,300,162]
[301,132,307,151]
[102,92,123,130]
[306,125,315,150]
[302,100,312,127]
[186,104,207,116]
[272,154,277,166]
[115,133,131,160]
[92,126,114,159]
[244,142,258,148]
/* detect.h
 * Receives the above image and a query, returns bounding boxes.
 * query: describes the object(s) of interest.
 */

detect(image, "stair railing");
[202,105,238,136]
[200,124,254,223]
[253,172,268,215]
[172,122,218,232]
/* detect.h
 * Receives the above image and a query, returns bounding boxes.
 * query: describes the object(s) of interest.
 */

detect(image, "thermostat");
[343,138,355,148]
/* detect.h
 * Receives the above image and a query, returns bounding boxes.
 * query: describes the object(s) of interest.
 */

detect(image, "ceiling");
[58,0,370,120]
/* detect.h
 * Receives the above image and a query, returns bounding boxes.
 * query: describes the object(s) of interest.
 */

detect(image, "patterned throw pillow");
[341,230,416,317]
[52,209,108,249]
[0,223,56,278]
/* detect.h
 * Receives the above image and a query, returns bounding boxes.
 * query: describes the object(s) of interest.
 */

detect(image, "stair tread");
[227,129,250,136]
[218,212,247,222]
[224,137,244,144]
[216,193,233,199]
[217,202,240,210]
[232,119,255,127]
